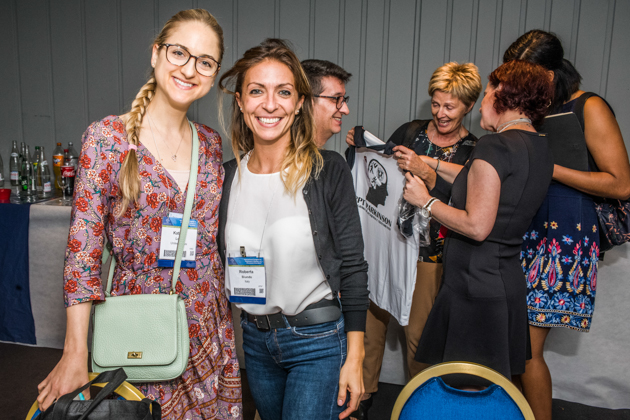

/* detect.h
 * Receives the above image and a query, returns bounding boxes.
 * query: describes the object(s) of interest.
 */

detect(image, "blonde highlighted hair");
[218,38,322,196]
[428,62,482,108]
[118,9,224,215]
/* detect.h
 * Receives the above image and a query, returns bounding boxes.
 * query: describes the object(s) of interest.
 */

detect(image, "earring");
[239,107,242,112]
[295,109,301,115]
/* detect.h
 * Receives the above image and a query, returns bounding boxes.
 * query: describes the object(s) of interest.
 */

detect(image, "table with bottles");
[2,140,79,205]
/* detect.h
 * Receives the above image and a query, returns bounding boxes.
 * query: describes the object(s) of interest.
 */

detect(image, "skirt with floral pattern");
[521,182,599,332]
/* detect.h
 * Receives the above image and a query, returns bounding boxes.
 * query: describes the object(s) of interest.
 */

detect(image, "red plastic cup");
[0,188,11,203]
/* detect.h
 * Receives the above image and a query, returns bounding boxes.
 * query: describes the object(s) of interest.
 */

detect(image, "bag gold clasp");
[127,351,143,359]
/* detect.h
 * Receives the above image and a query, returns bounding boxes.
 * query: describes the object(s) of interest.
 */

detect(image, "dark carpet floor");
[2,342,629,419]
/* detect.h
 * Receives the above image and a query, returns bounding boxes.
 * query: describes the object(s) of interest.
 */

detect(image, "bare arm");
[37,302,92,410]
[553,96,630,199]
[418,155,465,185]
[403,159,500,241]
[338,331,365,419]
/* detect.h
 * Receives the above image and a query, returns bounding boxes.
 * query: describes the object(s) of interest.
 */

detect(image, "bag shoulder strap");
[401,119,431,149]
[101,120,199,296]
[51,368,127,420]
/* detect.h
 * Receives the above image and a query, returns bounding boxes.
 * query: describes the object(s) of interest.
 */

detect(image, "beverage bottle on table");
[52,142,63,191]
[21,145,36,196]
[33,146,41,192]
[19,142,26,171]
[0,153,4,187]
[10,141,20,191]
[61,149,75,197]
[38,147,53,197]
[67,142,79,170]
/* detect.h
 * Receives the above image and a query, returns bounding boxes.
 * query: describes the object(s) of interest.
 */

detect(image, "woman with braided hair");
[36,9,243,419]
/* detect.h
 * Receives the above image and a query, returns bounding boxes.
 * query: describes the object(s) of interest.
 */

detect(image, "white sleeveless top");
[224,154,333,316]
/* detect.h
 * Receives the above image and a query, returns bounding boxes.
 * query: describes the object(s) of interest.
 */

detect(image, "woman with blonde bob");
[217,38,369,420]
[346,62,481,420]
[37,9,242,419]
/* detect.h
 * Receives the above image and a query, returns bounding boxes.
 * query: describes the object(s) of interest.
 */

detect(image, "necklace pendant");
[171,155,177,162]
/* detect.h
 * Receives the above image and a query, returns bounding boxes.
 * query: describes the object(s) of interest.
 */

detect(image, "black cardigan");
[218,150,370,331]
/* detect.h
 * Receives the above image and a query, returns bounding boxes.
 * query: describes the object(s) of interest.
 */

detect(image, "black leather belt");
[244,298,341,331]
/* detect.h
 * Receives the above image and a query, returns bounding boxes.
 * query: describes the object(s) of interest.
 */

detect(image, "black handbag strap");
[50,368,127,420]
[144,399,162,420]
[401,119,431,149]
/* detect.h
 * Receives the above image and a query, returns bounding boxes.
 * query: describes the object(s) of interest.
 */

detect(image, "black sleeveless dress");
[415,129,553,378]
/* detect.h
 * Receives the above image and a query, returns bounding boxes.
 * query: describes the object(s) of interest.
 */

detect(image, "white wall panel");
[15,0,55,149]
[0,0,23,161]
[607,0,630,147]
[84,0,121,124]
[50,0,88,145]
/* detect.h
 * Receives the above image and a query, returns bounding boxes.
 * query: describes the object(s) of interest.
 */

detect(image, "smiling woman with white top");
[217,38,369,420]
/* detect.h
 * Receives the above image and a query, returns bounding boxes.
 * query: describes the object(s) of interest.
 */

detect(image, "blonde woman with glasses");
[36,9,242,419]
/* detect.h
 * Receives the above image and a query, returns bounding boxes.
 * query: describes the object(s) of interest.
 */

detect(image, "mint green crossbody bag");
[91,121,199,382]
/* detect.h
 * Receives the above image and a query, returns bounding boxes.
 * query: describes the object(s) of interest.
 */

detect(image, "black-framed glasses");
[160,43,221,77]
[314,94,350,109]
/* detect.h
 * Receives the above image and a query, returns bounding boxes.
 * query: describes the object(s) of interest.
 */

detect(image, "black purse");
[575,92,630,252]
[35,368,160,420]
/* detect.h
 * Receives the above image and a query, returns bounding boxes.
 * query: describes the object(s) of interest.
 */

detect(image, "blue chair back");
[399,377,525,419]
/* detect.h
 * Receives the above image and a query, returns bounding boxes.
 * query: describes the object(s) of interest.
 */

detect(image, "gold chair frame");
[391,361,535,420]
[26,372,145,420]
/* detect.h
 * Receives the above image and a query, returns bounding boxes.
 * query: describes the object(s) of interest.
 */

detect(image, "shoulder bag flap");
[92,294,180,367]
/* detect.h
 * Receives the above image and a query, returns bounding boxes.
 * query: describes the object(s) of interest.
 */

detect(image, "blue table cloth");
[0,203,36,344]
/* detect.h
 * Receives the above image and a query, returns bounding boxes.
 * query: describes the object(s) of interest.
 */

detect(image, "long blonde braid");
[117,76,156,215]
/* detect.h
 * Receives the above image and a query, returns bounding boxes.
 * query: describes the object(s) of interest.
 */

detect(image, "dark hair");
[503,29,581,112]
[218,39,322,195]
[488,60,554,126]
[301,59,352,95]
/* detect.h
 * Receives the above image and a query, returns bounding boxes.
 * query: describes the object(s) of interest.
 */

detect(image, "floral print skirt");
[521,182,599,332]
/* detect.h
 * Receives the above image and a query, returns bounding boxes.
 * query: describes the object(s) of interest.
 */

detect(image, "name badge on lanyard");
[227,247,266,304]
[157,212,198,268]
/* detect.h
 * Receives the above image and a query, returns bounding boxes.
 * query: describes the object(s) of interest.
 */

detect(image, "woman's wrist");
[346,331,365,361]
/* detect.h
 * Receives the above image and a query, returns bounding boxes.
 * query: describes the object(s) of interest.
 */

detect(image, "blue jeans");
[241,314,347,420]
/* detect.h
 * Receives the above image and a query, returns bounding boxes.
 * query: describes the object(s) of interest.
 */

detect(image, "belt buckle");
[253,315,271,331]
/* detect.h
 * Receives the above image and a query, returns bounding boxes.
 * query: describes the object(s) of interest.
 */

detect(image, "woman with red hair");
[402,60,555,382]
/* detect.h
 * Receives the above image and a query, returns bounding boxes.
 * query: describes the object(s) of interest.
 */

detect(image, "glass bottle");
[33,146,41,192]
[52,142,64,191]
[10,141,20,191]
[21,145,36,196]
[38,147,53,197]
[67,142,79,170]
[19,142,27,175]
[0,153,4,187]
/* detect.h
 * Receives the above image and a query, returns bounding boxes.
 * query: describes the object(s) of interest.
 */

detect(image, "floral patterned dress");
[63,115,242,419]
[521,98,599,332]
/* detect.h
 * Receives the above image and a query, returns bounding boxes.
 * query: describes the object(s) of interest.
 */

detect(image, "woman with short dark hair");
[505,29,630,420]
[403,60,555,382]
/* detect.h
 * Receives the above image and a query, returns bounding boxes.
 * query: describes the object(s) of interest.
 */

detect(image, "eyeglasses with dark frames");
[314,94,350,110]
[160,43,221,77]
